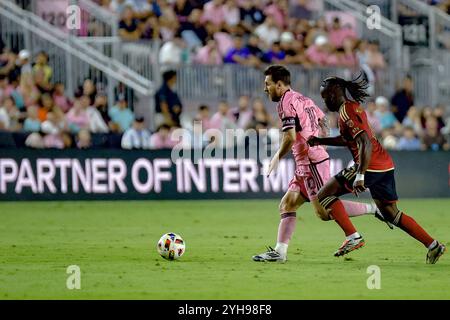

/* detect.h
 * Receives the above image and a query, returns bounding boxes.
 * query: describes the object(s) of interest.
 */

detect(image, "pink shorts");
[288,159,330,202]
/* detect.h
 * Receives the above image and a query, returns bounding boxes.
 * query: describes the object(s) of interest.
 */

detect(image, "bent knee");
[279,200,297,214]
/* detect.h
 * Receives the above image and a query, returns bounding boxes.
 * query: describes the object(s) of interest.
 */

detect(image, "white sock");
[366,203,377,215]
[275,242,288,256]
[428,240,437,250]
[346,232,361,241]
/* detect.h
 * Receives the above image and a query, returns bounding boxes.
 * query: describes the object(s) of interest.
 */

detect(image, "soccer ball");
[157,232,185,260]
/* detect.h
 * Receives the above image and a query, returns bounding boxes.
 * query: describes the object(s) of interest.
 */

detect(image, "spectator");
[66,98,89,133]
[93,94,113,131]
[328,17,357,49]
[432,105,446,131]
[365,100,382,135]
[194,39,223,65]
[118,6,142,41]
[247,35,265,61]
[43,132,65,149]
[76,129,92,149]
[141,15,161,40]
[248,97,273,131]
[23,105,41,132]
[254,16,281,47]
[0,98,10,130]
[0,74,13,101]
[18,73,40,108]
[86,97,109,133]
[375,96,400,130]
[305,35,337,66]
[201,0,225,27]
[223,0,240,29]
[380,128,398,150]
[264,0,288,29]
[25,132,45,149]
[37,93,54,122]
[194,104,212,130]
[391,75,414,123]
[209,100,236,131]
[121,117,152,149]
[179,9,208,48]
[229,95,253,130]
[174,0,194,21]
[159,35,188,65]
[397,126,422,151]
[32,51,53,87]
[154,70,183,128]
[366,40,386,71]
[290,0,313,20]
[402,106,423,135]
[421,116,450,151]
[52,83,71,113]
[41,111,64,135]
[150,123,177,149]
[109,94,135,132]
[223,36,260,66]
[262,41,286,63]
[14,49,33,79]
[239,0,265,32]
[82,79,97,106]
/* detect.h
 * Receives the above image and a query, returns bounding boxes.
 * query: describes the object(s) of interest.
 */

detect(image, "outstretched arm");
[308,135,347,147]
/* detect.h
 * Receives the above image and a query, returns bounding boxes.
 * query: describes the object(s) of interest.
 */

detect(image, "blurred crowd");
[1,42,449,151]
[0,46,175,150]
[93,0,387,72]
[154,68,450,151]
[326,75,450,151]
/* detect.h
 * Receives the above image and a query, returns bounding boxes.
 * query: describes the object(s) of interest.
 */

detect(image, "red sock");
[398,213,434,248]
[330,200,357,236]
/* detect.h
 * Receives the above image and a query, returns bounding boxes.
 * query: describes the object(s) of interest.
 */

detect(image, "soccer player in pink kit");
[253,65,389,263]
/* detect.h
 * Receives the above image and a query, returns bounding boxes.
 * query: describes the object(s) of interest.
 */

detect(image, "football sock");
[428,240,438,250]
[346,232,362,241]
[397,212,434,248]
[342,200,370,217]
[329,200,358,237]
[276,212,297,251]
[275,242,288,256]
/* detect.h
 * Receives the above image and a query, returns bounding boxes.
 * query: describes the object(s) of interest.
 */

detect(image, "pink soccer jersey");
[277,89,329,168]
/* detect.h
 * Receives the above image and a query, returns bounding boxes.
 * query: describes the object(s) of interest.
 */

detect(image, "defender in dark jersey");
[308,75,446,264]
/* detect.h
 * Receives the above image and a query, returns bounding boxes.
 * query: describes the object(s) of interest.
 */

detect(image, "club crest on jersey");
[346,119,355,127]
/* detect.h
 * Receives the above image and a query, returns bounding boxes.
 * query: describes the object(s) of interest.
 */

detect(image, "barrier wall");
[0,149,449,201]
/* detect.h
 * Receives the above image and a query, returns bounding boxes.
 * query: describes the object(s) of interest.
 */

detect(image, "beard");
[270,95,281,102]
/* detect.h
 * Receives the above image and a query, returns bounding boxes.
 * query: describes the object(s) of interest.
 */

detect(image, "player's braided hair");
[323,72,370,104]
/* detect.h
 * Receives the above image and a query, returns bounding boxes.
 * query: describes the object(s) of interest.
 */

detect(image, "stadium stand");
[0,0,449,150]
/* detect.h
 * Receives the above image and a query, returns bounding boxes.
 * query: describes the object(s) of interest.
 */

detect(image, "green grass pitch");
[0,199,449,300]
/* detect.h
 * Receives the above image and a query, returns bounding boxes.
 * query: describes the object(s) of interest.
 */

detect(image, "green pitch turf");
[0,199,449,300]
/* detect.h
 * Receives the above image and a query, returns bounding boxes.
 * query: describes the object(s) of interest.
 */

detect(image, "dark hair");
[162,70,177,83]
[157,124,171,131]
[322,72,370,103]
[199,104,209,111]
[264,65,291,85]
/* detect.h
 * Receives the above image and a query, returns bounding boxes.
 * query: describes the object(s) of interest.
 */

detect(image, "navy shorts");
[334,164,398,203]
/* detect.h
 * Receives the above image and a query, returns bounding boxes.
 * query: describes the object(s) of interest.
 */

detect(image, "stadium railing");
[0,0,156,129]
